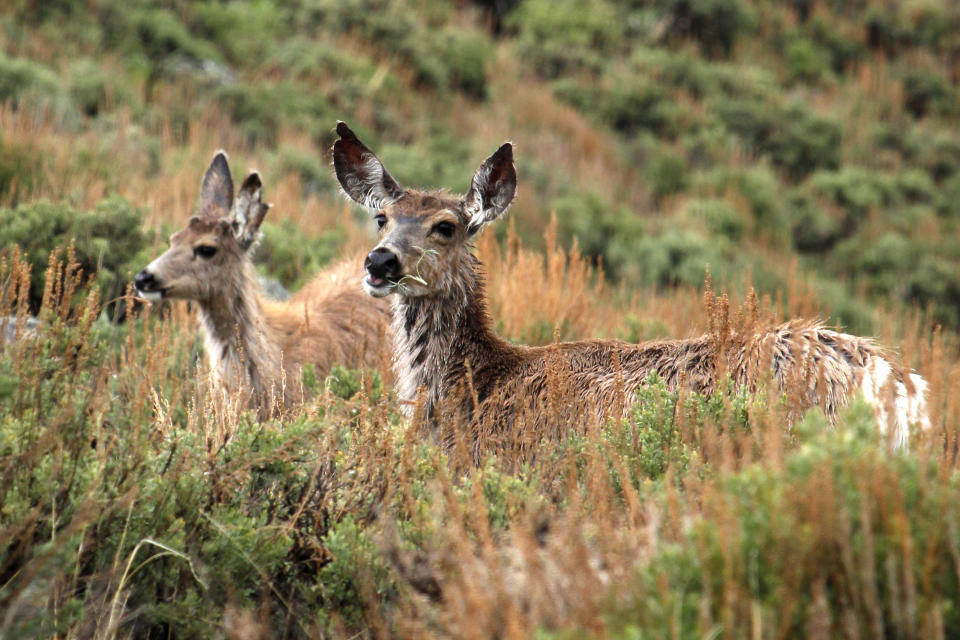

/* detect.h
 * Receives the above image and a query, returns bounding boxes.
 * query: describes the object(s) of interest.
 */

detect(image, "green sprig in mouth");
[387,246,438,295]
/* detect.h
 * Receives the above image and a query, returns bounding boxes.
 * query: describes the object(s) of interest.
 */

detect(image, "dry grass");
[2,217,958,638]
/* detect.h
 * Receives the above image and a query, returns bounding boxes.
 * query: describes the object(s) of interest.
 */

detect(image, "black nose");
[135,270,156,291]
[365,248,401,279]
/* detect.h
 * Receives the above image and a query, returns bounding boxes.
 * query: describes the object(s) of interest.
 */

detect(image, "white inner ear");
[354,155,397,211]
[233,187,262,239]
[465,161,493,228]
[463,190,485,229]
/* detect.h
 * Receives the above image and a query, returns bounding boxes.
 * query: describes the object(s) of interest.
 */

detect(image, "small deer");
[333,122,929,458]
[136,151,391,417]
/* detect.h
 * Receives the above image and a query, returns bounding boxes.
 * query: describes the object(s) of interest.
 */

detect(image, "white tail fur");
[859,356,929,448]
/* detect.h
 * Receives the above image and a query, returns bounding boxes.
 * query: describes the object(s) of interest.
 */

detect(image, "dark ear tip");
[241,171,262,191]
[336,121,356,140]
[211,149,230,166]
[495,142,513,160]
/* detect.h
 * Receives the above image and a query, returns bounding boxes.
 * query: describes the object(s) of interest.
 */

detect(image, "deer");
[135,151,391,418]
[332,122,929,460]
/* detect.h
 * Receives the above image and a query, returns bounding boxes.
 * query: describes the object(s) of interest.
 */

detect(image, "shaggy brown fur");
[136,151,391,418]
[333,123,927,459]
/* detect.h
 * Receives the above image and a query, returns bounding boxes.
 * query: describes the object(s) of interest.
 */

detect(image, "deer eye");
[375,214,387,230]
[431,221,456,238]
[194,245,218,259]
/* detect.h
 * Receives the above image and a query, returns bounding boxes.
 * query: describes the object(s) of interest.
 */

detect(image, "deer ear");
[233,171,270,251]
[462,143,516,235]
[200,150,235,213]
[332,121,403,211]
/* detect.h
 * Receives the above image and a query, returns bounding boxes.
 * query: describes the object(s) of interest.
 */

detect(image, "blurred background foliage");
[2,0,960,330]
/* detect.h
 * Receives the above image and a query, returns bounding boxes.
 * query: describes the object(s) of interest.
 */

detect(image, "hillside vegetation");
[2,0,960,638]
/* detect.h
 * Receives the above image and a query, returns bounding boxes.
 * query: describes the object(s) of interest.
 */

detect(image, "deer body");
[136,152,390,417]
[333,123,928,456]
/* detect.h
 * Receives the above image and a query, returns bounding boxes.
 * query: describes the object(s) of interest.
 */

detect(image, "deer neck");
[196,263,282,403]
[391,253,504,417]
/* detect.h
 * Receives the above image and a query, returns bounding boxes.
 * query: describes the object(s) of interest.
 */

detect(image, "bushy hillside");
[2,0,960,329]
[2,1,960,638]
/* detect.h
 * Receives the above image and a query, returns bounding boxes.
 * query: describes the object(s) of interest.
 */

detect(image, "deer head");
[333,122,516,298]
[135,151,271,302]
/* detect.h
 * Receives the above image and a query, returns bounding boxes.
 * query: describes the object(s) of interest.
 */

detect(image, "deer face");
[135,152,270,302]
[333,122,516,298]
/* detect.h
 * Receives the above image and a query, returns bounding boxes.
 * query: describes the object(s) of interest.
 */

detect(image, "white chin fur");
[137,289,164,302]
[363,281,393,298]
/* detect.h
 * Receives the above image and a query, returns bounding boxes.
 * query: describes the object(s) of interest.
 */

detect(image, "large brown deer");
[135,151,391,417]
[333,122,928,459]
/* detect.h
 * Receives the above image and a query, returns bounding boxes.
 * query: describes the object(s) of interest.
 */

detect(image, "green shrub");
[865,6,911,55]
[255,219,345,290]
[108,5,219,62]
[686,198,746,241]
[902,69,955,119]
[918,134,960,181]
[906,254,960,328]
[813,278,878,335]
[215,80,337,145]
[805,15,865,73]
[318,516,391,628]
[645,148,689,201]
[633,229,729,288]
[0,53,64,108]
[784,36,833,84]
[791,166,906,255]
[601,74,676,137]
[187,1,281,64]
[654,0,754,58]
[715,99,841,178]
[298,0,418,49]
[551,188,645,280]
[936,174,960,218]
[735,164,790,242]
[623,372,690,480]
[212,83,281,146]
[809,167,894,223]
[872,121,919,160]
[833,232,913,299]
[766,104,842,178]
[554,72,676,138]
[0,196,147,318]
[508,0,622,77]
[70,60,113,117]
[866,3,955,54]
[895,167,935,203]
[789,189,843,253]
[377,128,475,191]
[438,28,489,99]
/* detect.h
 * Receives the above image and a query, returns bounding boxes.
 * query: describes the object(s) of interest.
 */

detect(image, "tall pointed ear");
[332,121,403,211]
[462,143,516,235]
[233,171,270,251]
[200,150,235,213]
